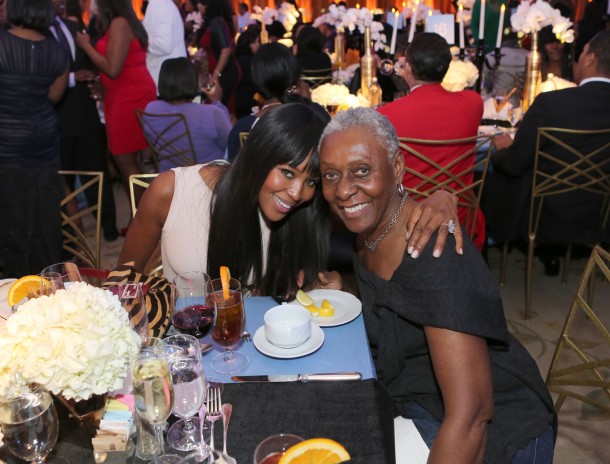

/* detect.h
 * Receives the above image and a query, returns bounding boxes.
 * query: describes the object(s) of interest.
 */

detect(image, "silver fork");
[206,386,222,450]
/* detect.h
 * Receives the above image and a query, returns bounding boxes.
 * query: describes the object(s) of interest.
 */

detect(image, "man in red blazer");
[378,33,485,250]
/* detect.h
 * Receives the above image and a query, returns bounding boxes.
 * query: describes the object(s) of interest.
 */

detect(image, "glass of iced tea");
[253,434,304,464]
[208,277,248,374]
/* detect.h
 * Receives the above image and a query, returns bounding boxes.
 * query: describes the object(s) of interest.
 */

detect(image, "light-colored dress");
[161,164,270,283]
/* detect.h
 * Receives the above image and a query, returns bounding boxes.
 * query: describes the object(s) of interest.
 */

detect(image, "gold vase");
[360,26,375,100]
[334,33,345,70]
[522,31,542,113]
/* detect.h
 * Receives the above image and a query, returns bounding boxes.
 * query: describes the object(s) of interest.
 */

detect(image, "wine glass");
[132,338,174,460]
[172,272,217,340]
[208,277,248,374]
[0,387,68,463]
[199,73,216,95]
[40,262,82,288]
[508,106,523,132]
[107,283,149,344]
[164,334,207,452]
[379,57,406,77]
[177,448,234,464]
[38,271,64,297]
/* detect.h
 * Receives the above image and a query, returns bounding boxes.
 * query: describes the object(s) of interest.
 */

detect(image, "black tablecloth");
[0,380,396,463]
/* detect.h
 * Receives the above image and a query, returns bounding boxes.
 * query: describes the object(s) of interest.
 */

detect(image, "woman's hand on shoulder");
[406,190,463,259]
[315,271,343,290]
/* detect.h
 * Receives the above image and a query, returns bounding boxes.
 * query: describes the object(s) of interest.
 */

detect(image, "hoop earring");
[398,184,405,196]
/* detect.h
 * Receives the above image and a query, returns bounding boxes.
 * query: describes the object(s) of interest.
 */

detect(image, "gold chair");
[398,134,494,240]
[136,110,197,171]
[239,131,249,148]
[501,127,610,320]
[128,173,162,276]
[59,171,103,269]
[301,68,333,89]
[545,245,610,414]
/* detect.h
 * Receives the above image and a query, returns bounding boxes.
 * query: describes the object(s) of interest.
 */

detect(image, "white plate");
[253,324,324,359]
[291,289,362,327]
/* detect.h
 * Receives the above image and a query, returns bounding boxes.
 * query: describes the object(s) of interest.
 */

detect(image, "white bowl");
[264,304,312,349]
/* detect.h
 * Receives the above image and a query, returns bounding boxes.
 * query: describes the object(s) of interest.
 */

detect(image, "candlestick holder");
[473,39,486,93]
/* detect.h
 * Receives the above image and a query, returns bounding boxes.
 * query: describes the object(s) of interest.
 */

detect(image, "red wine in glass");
[172,305,216,338]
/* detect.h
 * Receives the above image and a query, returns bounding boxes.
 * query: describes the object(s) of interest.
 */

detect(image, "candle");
[496,4,506,48]
[459,5,465,50]
[408,0,419,43]
[479,0,486,40]
[356,3,360,9]
[390,12,399,54]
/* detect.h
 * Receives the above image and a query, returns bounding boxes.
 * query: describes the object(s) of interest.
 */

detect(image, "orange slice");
[7,275,49,307]
[278,438,350,464]
[219,266,231,301]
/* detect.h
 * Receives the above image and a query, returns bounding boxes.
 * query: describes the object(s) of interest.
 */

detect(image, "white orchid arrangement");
[401,3,435,23]
[539,73,577,92]
[0,283,141,402]
[251,2,299,33]
[311,83,370,109]
[441,59,479,92]
[510,0,574,43]
[313,5,387,51]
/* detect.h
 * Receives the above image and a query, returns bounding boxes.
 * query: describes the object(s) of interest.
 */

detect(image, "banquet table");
[0,296,394,463]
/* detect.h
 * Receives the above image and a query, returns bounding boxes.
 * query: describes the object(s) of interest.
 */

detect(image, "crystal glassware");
[172,272,216,340]
[40,263,82,287]
[0,387,68,463]
[177,448,234,464]
[208,278,248,374]
[164,334,207,452]
[107,283,149,344]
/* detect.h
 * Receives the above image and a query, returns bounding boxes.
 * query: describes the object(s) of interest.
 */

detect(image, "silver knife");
[231,372,362,383]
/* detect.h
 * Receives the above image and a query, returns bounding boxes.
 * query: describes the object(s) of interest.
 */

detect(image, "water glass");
[40,262,82,287]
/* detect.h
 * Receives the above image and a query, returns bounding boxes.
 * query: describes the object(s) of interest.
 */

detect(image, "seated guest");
[295,25,332,85]
[234,25,260,119]
[378,33,485,250]
[540,25,574,82]
[484,30,610,274]
[120,103,459,297]
[144,57,231,171]
[226,42,328,160]
[318,108,557,464]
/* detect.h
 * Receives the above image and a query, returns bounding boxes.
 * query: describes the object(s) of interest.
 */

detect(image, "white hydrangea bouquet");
[442,59,479,92]
[311,83,370,111]
[313,5,387,51]
[0,282,141,402]
[510,0,574,43]
[539,73,577,92]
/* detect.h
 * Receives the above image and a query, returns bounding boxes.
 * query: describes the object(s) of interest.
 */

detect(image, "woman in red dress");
[196,0,241,117]
[76,0,156,208]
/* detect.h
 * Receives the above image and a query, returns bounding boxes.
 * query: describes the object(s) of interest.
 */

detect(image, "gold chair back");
[545,245,610,414]
[136,110,197,171]
[239,131,249,148]
[398,134,493,239]
[301,68,333,89]
[520,127,610,319]
[128,173,163,276]
[59,171,103,269]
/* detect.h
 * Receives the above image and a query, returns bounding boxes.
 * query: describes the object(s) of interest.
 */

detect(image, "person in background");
[234,25,260,119]
[378,33,485,251]
[196,0,241,117]
[143,57,231,170]
[76,0,157,209]
[142,0,187,91]
[0,0,69,276]
[540,25,574,82]
[318,108,556,464]
[573,0,607,60]
[64,0,84,26]
[484,30,610,275]
[236,1,250,31]
[295,25,333,84]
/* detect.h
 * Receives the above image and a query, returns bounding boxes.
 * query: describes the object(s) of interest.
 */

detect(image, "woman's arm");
[406,190,463,258]
[118,171,175,272]
[212,47,231,79]
[209,18,232,79]
[48,65,69,103]
[75,17,133,79]
[424,326,494,464]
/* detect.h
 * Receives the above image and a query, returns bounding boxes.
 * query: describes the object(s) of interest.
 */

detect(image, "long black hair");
[197,0,235,38]
[96,0,148,49]
[207,103,330,298]
[251,42,302,102]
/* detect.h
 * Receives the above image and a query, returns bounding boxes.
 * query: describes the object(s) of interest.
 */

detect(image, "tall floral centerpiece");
[0,283,141,405]
[510,0,574,111]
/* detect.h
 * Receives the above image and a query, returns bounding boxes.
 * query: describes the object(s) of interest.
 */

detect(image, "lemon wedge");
[295,289,314,307]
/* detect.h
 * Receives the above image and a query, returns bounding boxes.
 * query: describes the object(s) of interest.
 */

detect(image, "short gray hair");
[318,108,399,162]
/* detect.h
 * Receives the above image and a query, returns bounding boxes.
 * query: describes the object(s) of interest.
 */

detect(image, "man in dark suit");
[52,0,119,242]
[482,30,610,274]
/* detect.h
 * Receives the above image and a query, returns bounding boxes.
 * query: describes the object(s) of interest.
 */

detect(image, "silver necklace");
[364,192,408,252]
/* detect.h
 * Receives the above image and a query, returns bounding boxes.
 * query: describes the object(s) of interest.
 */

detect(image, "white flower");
[311,83,370,108]
[313,6,387,49]
[510,0,574,43]
[441,59,479,92]
[0,283,141,401]
[539,73,577,92]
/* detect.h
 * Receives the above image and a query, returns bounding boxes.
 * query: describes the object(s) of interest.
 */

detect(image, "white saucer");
[253,324,324,359]
[290,289,362,327]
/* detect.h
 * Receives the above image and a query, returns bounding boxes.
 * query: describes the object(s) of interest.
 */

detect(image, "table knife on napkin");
[231,372,362,383]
